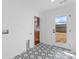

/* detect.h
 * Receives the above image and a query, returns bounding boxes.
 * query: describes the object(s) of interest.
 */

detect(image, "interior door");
[52,15,71,49]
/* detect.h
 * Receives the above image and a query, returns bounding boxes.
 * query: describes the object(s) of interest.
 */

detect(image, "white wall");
[40,2,76,52]
[2,0,39,59]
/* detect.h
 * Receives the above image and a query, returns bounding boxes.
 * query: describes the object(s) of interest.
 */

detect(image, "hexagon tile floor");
[13,43,76,59]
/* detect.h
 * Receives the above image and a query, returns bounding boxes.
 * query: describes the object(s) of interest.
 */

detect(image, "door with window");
[52,15,71,49]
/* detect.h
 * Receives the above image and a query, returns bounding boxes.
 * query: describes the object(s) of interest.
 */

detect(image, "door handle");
[53,29,55,33]
[69,29,71,32]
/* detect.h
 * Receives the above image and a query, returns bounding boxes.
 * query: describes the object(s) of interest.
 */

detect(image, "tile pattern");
[13,43,76,59]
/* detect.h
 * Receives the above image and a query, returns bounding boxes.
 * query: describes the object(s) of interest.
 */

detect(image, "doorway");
[34,16,40,45]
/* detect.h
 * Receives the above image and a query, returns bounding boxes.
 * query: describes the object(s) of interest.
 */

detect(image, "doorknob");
[53,29,55,33]
[69,29,71,32]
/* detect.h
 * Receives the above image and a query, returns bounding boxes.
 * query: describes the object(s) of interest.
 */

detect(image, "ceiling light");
[51,0,55,2]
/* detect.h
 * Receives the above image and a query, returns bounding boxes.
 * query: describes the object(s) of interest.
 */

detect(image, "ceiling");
[21,0,75,13]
